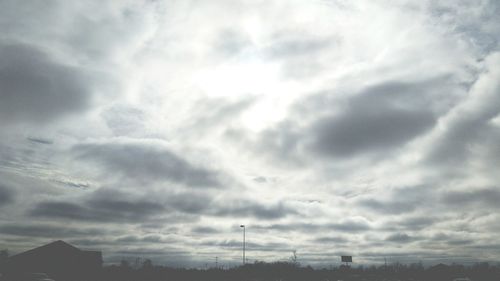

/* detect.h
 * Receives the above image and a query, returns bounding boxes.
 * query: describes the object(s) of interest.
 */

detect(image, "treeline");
[2,248,500,281]
[99,260,500,281]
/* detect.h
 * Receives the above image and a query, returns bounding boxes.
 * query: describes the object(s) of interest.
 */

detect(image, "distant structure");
[4,240,102,281]
[341,255,352,267]
[428,263,453,281]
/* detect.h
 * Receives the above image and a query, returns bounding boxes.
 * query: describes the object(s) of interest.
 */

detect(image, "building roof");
[9,240,90,261]
[5,240,102,278]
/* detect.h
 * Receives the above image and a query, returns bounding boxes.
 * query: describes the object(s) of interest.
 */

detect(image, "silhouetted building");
[428,263,453,281]
[4,240,102,281]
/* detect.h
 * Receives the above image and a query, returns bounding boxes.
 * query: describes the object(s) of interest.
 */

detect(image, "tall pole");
[240,225,245,265]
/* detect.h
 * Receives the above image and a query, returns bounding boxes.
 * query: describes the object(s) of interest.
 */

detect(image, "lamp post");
[240,225,245,265]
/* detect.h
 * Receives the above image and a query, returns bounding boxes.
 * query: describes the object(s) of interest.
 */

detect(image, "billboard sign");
[341,256,352,263]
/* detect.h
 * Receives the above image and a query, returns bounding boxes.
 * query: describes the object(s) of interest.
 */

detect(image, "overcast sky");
[1,0,500,268]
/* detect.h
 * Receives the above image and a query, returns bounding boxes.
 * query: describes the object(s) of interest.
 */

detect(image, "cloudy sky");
[1,0,500,267]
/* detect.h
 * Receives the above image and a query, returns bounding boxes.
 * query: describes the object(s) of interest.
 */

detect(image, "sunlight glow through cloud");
[1,0,500,268]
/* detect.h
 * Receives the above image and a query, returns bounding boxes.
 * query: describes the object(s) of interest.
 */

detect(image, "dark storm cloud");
[0,43,91,125]
[73,140,223,188]
[441,187,500,209]
[0,223,106,238]
[0,185,15,207]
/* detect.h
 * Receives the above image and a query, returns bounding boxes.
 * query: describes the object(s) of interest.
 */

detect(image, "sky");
[0,0,500,268]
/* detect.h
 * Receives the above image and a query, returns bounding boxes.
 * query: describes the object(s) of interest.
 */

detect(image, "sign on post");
[341,255,352,267]
[341,256,352,263]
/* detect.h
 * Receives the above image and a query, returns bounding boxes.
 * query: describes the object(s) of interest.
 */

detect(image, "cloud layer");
[1,0,500,267]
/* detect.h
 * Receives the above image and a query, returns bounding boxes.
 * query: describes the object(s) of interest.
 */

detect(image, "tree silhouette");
[119,259,131,269]
[142,258,153,269]
[289,250,299,267]
[0,249,8,272]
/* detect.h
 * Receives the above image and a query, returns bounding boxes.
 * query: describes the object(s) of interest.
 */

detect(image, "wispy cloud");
[0,0,499,266]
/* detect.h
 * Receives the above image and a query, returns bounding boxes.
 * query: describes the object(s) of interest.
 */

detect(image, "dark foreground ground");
[3,261,500,281]
[98,262,499,281]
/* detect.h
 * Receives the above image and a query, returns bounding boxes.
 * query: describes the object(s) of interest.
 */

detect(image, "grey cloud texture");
[0,223,106,238]
[0,185,14,207]
[0,43,91,125]
[385,233,416,243]
[428,0,500,54]
[265,35,334,59]
[1,0,500,267]
[72,139,224,188]
[29,186,295,225]
[212,200,297,220]
[255,78,452,164]
[395,216,440,231]
[313,236,349,244]
[442,187,500,209]
[30,198,165,223]
[309,80,443,158]
[29,188,214,224]
[425,53,500,168]
[187,97,255,132]
[101,105,146,137]
[27,137,54,145]
[191,226,220,234]
[253,219,371,234]
[309,107,434,158]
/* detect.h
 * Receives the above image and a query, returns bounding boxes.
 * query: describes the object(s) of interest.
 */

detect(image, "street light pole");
[240,225,245,265]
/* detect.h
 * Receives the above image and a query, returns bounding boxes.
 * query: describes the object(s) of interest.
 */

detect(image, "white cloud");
[1,0,499,266]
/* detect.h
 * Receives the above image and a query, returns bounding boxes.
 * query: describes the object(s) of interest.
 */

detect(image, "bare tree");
[290,250,298,266]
